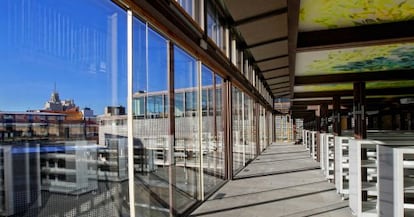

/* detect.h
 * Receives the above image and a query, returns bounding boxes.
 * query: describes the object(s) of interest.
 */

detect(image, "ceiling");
[223,0,290,98]
[222,0,414,116]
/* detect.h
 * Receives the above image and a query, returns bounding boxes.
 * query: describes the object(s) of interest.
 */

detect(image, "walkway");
[190,142,353,217]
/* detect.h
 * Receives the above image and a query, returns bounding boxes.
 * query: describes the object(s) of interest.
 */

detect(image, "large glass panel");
[177,0,194,18]
[267,111,272,146]
[174,46,200,212]
[259,106,266,151]
[236,49,242,71]
[132,18,170,216]
[244,95,256,161]
[0,0,129,216]
[206,4,216,42]
[176,0,203,29]
[201,66,225,196]
[232,87,244,173]
[206,2,224,51]
[215,75,225,176]
[252,102,258,155]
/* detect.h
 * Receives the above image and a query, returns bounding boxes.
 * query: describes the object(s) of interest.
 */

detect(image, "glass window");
[206,2,224,51]
[244,95,256,161]
[132,17,170,216]
[201,89,209,114]
[146,95,164,116]
[178,0,194,17]
[207,89,214,115]
[215,74,224,174]
[216,81,222,116]
[259,106,266,151]
[0,0,128,216]
[201,65,225,196]
[232,87,244,173]
[236,48,242,70]
[174,46,200,212]
[133,95,145,117]
[207,5,216,41]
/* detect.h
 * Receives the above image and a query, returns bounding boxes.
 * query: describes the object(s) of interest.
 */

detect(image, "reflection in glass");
[201,66,225,196]
[173,47,204,212]
[232,87,244,173]
[131,15,227,216]
[259,106,267,151]
[174,46,200,212]
[132,17,170,217]
[244,95,256,161]
[206,1,224,50]
[215,75,224,178]
[267,111,272,147]
[177,0,194,18]
[0,0,129,216]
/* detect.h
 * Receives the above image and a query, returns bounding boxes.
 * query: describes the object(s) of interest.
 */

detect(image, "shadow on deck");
[190,142,352,217]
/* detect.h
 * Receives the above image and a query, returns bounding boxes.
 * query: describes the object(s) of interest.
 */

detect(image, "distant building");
[44,91,76,112]
[0,111,98,142]
[104,106,125,116]
[0,111,66,141]
[44,90,96,121]
[81,107,95,119]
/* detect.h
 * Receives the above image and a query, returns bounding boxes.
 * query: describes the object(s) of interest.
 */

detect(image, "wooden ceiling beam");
[297,20,414,52]
[269,82,291,89]
[294,87,414,98]
[295,70,414,85]
[234,7,287,26]
[287,0,300,99]
[272,87,291,93]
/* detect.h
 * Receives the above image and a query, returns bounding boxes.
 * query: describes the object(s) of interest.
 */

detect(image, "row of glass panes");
[132,87,221,118]
[175,0,273,106]
[126,8,272,216]
[128,12,229,216]
[231,87,274,173]
[0,0,275,216]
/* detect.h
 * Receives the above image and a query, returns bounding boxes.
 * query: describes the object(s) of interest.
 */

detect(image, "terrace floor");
[190,142,353,217]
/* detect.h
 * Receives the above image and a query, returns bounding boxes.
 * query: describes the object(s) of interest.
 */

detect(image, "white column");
[197,60,204,200]
[126,10,136,217]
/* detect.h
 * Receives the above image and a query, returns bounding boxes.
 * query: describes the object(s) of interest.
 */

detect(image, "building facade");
[0,0,276,216]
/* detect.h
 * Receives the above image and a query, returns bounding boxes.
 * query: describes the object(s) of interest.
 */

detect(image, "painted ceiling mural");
[294,80,414,92]
[295,42,414,76]
[299,0,414,31]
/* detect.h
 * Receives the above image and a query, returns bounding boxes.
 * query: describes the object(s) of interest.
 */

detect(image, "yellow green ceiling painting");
[295,42,414,76]
[299,0,414,32]
[294,80,414,92]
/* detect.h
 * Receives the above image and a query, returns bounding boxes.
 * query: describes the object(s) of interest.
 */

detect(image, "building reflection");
[0,91,129,217]
[97,86,226,216]
[0,86,226,216]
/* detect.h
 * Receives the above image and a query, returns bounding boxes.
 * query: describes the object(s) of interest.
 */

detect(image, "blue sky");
[0,0,127,114]
[0,0,212,115]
